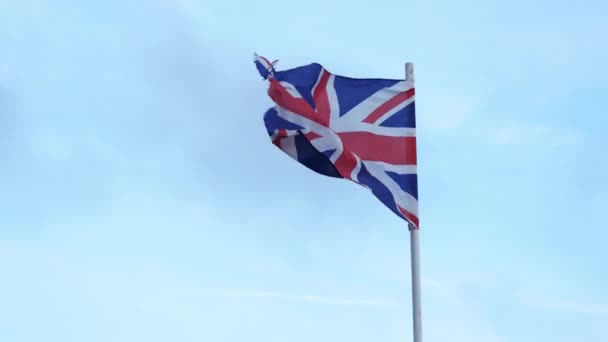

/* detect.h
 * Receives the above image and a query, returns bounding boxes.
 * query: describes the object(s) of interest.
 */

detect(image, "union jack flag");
[254,54,419,228]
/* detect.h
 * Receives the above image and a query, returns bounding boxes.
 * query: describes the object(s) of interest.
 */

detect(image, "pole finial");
[405,62,414,82]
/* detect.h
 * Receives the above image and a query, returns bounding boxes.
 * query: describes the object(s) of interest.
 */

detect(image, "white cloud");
[520,297,608,316]
[202,288,400,308]
[489,121,582,148]
[420,272,507,342]
[26,131,72,163]
[425,316,508,342]
[418,91,478,130]
[423,271,496,298]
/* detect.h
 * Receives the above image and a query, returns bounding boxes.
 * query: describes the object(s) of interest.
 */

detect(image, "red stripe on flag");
[312,71,331,124]
[338,132,417,165]
[333,150,358,181]
[272,129,289,147]
[268,79,328,126]
[398,205,419,228]
[362,88,415,124]
[259,56,272,69]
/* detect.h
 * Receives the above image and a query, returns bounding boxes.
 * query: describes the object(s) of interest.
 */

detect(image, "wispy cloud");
[521,297,608,316]
[418,90,478,130]
[203,288,401,309]
[422,271,495,298]
[487,121,583,149]
[420,272,507,342]
[426,316,508,342]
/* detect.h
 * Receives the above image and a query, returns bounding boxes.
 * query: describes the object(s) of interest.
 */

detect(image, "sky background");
[1,0,607,341]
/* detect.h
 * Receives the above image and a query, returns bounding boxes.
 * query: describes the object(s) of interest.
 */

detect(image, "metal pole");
[409,223,422,342]
[405,62,422,342]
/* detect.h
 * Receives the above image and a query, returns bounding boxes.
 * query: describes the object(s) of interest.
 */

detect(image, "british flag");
[254,54,419,228]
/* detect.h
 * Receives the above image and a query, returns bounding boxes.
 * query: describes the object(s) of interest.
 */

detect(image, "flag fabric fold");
[254,54,419,228]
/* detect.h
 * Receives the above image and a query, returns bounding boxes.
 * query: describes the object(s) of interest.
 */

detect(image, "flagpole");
[409,223,422,342]
[406,62,422,342]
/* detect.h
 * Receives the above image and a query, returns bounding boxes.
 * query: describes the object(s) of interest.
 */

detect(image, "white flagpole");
[405,62,422,342]
[409,222,422,342]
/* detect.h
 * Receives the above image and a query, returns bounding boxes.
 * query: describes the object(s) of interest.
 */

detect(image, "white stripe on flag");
[280,136,299,160]
[340,81,412,123]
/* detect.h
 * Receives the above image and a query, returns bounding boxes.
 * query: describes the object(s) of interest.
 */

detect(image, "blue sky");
[1,0,607,341]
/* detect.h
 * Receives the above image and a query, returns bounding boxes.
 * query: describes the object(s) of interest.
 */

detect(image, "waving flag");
[254,54,419,228]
